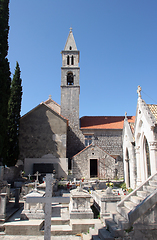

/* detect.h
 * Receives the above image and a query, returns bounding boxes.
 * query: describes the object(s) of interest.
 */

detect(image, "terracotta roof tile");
[80,116,135,130]
[147,104,157,122]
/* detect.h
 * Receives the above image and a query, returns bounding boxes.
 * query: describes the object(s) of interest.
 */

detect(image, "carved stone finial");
[125,112,127,119]
[49,95,52,99]
[70,27,72,32]
[137,85,142,98]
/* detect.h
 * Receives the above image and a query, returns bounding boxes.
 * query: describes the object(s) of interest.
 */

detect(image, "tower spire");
[64,28,77,51]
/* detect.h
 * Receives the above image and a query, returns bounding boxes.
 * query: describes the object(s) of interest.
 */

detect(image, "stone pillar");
[14,188,20,208]
[149,141,157,175]
[125,159,129,188]
[7,184,11,201]
[0,193,7,220]
[135,146,142,186]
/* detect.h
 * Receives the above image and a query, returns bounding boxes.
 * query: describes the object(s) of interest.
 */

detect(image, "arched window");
[67,55,69,65]
[144,137,151,177]
[67,72,74,85]
[71,55,74,65]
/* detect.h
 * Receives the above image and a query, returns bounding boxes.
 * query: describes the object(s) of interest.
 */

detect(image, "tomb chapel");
[19,28,134,180]
[123,86,157,189]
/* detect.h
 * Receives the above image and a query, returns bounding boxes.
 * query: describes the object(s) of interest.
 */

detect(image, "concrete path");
[0,235,81,239]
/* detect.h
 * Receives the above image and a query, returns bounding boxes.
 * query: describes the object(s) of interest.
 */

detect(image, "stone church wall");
[91,129,123,158]
[72,145,116,180]
[19,104,67,161]
[80,129,124,178]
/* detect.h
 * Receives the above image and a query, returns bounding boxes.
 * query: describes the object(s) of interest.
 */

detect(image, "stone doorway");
[90,159,98,178]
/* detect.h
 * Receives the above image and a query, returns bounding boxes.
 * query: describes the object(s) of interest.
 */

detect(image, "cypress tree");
[5,62,22,166]
[0,0,11,161]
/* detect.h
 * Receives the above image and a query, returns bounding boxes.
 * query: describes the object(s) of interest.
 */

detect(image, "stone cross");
[26,174,70,240]
[28,174,31,181]
[34,171,41,182]
[137,85,142,98]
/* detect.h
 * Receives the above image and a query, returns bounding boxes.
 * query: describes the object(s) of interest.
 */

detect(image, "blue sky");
[8,0,157,117]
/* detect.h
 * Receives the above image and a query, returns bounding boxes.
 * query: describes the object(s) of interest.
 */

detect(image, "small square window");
[85,135,92,146]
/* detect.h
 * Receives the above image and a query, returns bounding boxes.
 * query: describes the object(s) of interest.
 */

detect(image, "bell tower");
[61,28,80,129]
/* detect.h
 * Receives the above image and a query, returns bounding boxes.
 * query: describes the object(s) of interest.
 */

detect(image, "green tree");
[5,62,22,166]
[0,0,11,161]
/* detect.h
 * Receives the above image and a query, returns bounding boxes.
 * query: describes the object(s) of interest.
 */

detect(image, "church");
[123,86,157,189]
[19,29,134,180]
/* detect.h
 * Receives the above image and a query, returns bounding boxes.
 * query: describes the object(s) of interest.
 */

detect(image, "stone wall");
[19,104,67,160]
[87,129,123,158]
[80,129,124,179]
[72,145,116,180]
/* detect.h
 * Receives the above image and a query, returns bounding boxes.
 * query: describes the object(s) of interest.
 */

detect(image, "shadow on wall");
[19,105,65,160]
[67,126,85,168]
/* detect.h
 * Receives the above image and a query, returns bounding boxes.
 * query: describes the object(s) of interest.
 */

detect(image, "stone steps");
[124,200,137,211]
[92,235,101,240]
[143,185,157,192]
[130,195,144,205]
[149,180,157,186]
[112,212,130,230]
[98,227,114,240]
[105,218,124,238]
[117,206,130,220]
[87,173,157,240]
[51,217,70,225]
[49,224,73,235]
[136,190,148,198]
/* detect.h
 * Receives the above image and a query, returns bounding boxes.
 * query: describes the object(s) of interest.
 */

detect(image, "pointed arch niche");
[125,148,130,188]
[143,136,151,179]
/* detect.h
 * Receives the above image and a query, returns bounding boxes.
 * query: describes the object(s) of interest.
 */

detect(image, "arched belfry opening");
[67,72,74,85]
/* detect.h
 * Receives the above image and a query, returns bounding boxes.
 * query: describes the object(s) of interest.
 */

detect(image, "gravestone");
[69,183,93,219]
[25,174,70,240]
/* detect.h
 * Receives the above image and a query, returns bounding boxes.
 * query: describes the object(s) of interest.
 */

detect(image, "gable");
[72,144,115,159]
[19,104,67,160]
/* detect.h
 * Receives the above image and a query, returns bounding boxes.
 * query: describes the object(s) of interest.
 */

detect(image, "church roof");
[64,28,78,51]
[147,104,157,122]
[44,96,61,115]
[80,116,135,130]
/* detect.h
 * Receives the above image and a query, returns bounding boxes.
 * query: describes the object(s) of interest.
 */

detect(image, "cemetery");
[0,163,157,240]
[1,14,157,239]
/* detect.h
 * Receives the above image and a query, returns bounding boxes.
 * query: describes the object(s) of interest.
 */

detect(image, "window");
[85,135,92,146]
[145,137,151,177]
[69,46,72,50]
[67,72,74,85]
[67,55,69,65]
[71,55,74,65]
